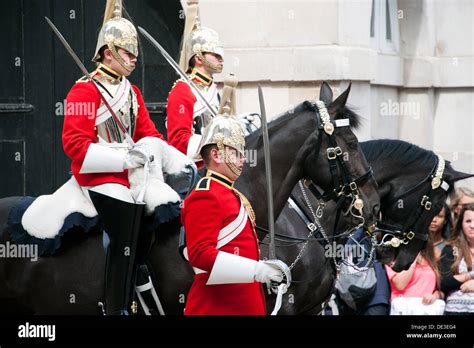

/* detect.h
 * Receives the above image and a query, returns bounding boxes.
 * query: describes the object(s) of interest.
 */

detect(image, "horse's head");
[300,82,380,229]
[377,161,474,271]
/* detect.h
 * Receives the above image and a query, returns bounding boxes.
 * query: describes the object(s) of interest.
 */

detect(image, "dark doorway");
[0,0,184,197]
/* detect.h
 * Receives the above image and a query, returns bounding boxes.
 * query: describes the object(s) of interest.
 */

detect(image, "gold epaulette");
[76,66,101,83]
[195,177,211,191]
[233,188,256,224]
[75,75,89,83]
[169,78,189,92]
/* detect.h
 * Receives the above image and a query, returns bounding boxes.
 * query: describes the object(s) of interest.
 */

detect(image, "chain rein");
[285,100,372,272]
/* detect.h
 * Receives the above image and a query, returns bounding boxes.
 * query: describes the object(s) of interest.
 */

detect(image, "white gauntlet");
[124,143,154,169]
[254,261,284,285]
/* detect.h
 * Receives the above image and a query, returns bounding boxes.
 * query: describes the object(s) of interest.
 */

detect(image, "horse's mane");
[245,102,307,145]
[361,139,437,170]
[245,100,361,145]
[303,101,361,130]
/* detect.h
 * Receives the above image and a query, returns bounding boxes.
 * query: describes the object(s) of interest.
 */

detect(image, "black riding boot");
[89,190,145,315]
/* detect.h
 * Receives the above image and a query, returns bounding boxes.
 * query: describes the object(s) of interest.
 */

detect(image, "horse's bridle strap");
[378,155,448,247]
[288,196,318,234]
[307,167,373,203]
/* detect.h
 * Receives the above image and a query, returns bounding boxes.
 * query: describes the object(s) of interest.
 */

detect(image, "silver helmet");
[196,75,244,176]
[179,0,224,73]
[92,0,138,72]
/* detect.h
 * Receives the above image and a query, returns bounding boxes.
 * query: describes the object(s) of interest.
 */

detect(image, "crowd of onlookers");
[327,187,474,315]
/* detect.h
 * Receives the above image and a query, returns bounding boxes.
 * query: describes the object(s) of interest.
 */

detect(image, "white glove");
[237,113,261,136]
[124,143,154,169]
[254,261,284,285]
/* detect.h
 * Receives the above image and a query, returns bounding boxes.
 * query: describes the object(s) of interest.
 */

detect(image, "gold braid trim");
[232,188,256,224]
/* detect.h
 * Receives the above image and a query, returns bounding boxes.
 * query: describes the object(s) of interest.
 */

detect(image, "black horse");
[0,82,379,315]
[269,139,473,314]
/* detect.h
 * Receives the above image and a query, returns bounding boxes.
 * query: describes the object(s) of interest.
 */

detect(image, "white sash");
[191,199,249,274]
[216,201,247,249]
[191,83,219,118]
[95,78,131,126]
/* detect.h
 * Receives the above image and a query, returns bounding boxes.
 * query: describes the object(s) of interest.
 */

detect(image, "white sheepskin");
[21,177,98,239]
[128,166,180,215]
[21,137,192,238]
[135,136,193,175]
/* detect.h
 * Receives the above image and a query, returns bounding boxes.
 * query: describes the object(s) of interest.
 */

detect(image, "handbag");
[390,297,446,315]
[335,259,377,311]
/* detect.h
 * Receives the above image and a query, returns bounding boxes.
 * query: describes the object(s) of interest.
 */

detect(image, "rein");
[373,154,450,248]
[256,100,371,278]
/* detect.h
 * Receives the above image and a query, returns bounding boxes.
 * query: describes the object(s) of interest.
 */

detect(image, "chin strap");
[108,44,134,72]
[217,142,242,176]
[196,51,223,74]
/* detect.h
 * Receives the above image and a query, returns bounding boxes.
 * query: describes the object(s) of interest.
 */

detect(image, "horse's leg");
[146,219,194,315]
[4,232,105,314]
[0,196,105,314]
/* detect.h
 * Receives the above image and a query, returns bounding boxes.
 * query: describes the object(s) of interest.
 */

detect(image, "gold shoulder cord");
[232,188,256,224]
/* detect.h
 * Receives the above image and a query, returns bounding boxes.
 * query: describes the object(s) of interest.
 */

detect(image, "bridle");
[304,100,374,233]
[256,100,378,315]
[374,154,450,249]
[257,100,375,270]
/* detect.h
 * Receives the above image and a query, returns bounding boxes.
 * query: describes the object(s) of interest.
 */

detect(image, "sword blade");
[258,86,275,260]
[45,17,134,146]
[137,26,218,122]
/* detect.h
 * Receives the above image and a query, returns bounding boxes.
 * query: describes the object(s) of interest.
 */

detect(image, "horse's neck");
[237,110,314,231]
[368,148,434,209]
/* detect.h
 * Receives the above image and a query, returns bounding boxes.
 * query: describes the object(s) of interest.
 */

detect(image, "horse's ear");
[329,83,351,113]
[449,169,474,182]
[319,82,333,104]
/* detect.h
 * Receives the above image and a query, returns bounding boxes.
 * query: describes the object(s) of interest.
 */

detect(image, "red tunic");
[181,172,266,315]
[62,75,163,187]
[166,81,196,155]
[166,74,219,168]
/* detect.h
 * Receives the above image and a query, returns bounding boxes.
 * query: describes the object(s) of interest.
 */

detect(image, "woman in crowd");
[450,187,474,223]
[386,231,444,314]
[429,204,453,257]
[440,203,474,315]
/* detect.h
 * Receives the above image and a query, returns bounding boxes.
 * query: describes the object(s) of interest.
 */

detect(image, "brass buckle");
[349,182,358,191]
[131,301,138,314]
[420,195,432,210]
[327,148,337,160]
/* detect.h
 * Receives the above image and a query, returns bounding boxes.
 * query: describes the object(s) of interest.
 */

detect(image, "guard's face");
[226,147,245,166]
[109,47,137,76]
[204,52,223,64]
[200,52,224,74]
[220,146,246,181]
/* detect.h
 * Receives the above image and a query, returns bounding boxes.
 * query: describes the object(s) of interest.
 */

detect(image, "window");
[370,0,400,53]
